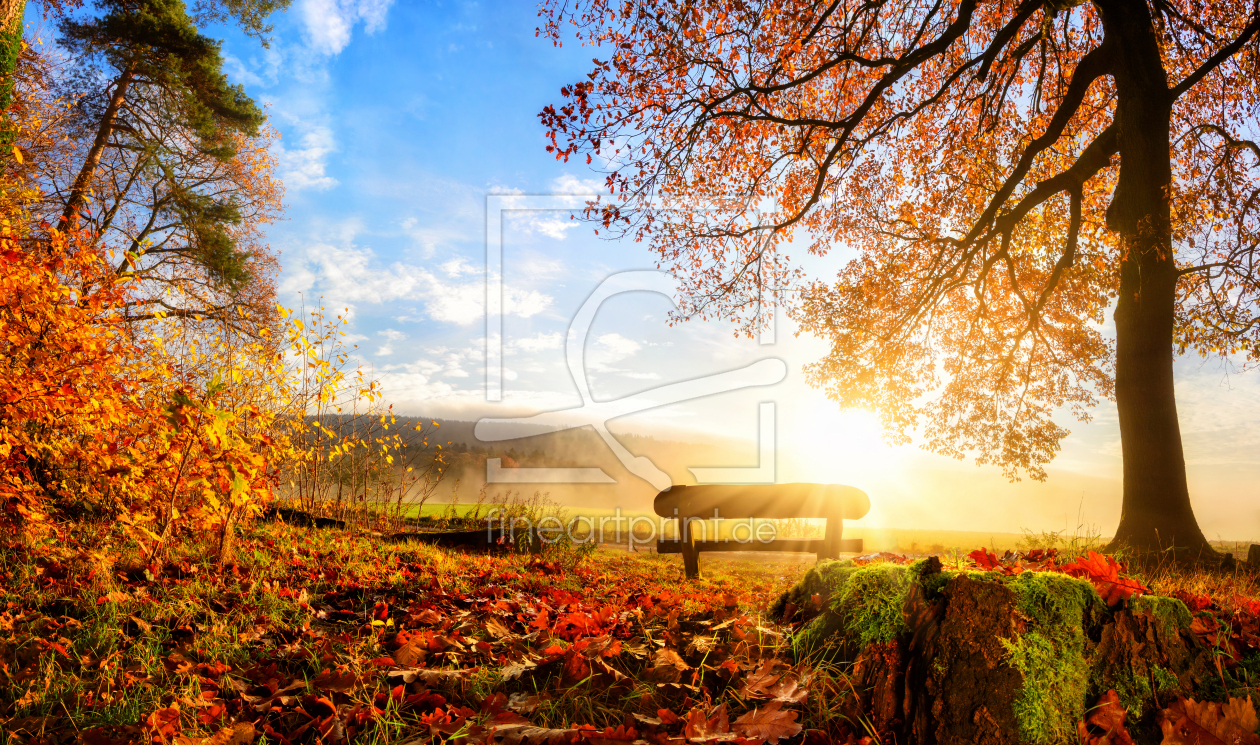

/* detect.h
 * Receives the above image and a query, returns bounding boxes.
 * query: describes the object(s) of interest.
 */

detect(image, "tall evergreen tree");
[52,0,285,326]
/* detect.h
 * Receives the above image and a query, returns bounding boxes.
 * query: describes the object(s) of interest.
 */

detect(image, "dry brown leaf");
[507,692,541,714]
[409,608,443,625]
[732,700,802,744]
[393,636,427,667]
[644,647,690,684]
[1077,690,1135,745]
[82,724,144,745]
[485,617,512,639]
[312,668,359,692]
[490,724,582,744]
[740,659,806,704]
[684,703,734,742]
[387,667,471,686]
[1159,696,1260,745]
[174,723,256,745]
[502,659,538,681]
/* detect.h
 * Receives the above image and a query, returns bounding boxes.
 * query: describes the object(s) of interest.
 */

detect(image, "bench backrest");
[653,483,870,521]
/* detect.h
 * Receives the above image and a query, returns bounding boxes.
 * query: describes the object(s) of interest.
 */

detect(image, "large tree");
[39,0,285,331]
[540,0,1260,555]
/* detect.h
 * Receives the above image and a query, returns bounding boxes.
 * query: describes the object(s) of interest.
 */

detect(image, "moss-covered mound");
[772,558,1239,745]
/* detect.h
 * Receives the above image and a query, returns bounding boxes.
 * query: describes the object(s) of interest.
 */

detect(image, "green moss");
[1152,665,1181,694]
[791,608,846,660]
[769,558,855,621]
[1129,595,1192,637]
[1000,572,1099,745]
[831,564,913,648]
[907,557,949,598]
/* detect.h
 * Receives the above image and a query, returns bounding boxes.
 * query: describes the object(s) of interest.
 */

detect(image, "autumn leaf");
[1077,690,1135,745]
[1158,697,1260,745]
[393,635,427,666]
[312,668,359,692]
[174,723,255,745]
[684,702,734,742]
[1062,552,1149,605]
[508,692,541,714]
[145,707,182,740]
[491,724,583,744]
[740,659,807,703]
[82,725,145,745]
[502,659,539,681]
[387,668,471,686]
[969,549,1001,570]
[485,617,513,639]
[644,647,689,683]
[732,701,802,744]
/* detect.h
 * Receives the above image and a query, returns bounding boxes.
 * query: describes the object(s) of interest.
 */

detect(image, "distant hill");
[386,415,757,511]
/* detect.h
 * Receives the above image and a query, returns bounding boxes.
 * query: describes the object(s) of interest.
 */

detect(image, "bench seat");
[653,483,870,578]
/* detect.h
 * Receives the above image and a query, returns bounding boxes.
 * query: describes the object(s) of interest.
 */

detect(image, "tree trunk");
[60,62,135,230]
[1100,0,1213,557]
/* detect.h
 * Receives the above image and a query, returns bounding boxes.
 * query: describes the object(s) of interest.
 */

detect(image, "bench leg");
[819,516,842,562]
[681,518,701,579]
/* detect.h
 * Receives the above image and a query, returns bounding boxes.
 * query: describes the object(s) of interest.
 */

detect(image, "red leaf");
[969,548,1000,570]
[1077,690,1135,745]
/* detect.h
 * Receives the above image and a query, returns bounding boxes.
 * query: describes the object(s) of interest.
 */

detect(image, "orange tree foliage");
[0,232,140,525]
[0,215,279,559]
[539,0,1260,553]
[1,106,279,557]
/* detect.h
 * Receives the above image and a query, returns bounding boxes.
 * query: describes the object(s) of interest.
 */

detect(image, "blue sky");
[196,0,1260,539]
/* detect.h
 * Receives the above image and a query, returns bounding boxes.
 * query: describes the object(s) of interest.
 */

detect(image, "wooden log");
[1249,544,1260,567]
[385,528,504,549]
[653,483,869,521]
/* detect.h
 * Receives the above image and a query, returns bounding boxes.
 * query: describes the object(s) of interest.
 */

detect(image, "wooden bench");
[654,483,870,578]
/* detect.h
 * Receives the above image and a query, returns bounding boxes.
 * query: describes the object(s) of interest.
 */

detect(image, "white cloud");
[440,257,477,277]
[223,46,284,88]
[274,124,338,191]
[378,328,406,341]
[505,211,580,240]
[551,173,606,194]
[282,241,553,325]
[505,288,551,319]
[300,0,394,55]
[509,332,563,354]
[588,333,642,372]
[376,344,394,356]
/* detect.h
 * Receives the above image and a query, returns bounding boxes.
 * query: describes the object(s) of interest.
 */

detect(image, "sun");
[781,405,902,484]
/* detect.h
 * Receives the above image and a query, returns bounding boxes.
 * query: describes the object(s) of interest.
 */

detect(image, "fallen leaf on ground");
[740,659,806,703]
[393,635,428,666]
[645,647,689,683]
[732,701,801,744]
[490,724,582,744]
[1158,696,1260,745]
[1077,690,1135,745]
[174,722,256,745]
[387,667,471,686]
[685,703,733,741]
[313,668,359,692]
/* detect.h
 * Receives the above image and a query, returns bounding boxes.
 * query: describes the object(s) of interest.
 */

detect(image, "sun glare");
[783,406,901,483]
